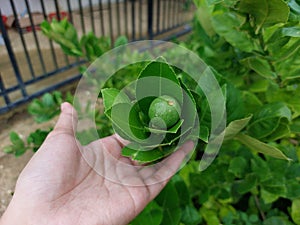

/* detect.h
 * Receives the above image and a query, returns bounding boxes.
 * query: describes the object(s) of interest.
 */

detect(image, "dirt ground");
[0,104,59,217]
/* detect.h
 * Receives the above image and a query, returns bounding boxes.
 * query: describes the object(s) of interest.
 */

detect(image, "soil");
[0,106,59,217]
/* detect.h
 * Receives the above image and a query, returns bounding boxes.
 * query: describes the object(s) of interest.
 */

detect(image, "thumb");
[51,102,78,136]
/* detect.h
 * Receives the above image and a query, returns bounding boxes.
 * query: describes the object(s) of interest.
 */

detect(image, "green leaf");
[10,132,24,148]
[235,133,291,160]
[211,10,255,52]
[240,57,277,79]
[155,182,181,225]
[224,115,252,141]
[114,35,128,47]
[286,181,300,199]
[42,93,55,107]
[250,155,271,182]
[242,91,263,113]
[3,146,14,154]
[263,216,294,225]
[178,78,198,143]
[172,175,190,206]
[200,207,220,225]
[238,0,290,33]
[121,144,177,163]
[108,103,149,141]
[234,173,257,194]
[131,201,163,225]
[291,199,300,225]
[247,102,292,141]
[181,205,202,225]
[147,119,184,134]
[27,129,50,152]
[262,179,286,197]
[282,27,300,37]
[101,88,131,112]
[228,156,248,178]
[199,126,209,143]
[224,83,246,123]
[14,147,27,157]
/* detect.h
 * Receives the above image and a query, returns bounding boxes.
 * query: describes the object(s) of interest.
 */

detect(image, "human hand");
[0,102,194,225]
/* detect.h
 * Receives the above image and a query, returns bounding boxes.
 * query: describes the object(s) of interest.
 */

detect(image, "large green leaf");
[147,119,184,134]
[108,103,149,141]
[266,84,300,118]
[228,156,248,178]
[223,116,252,141]
[235,133,291,160]
[121,144,177,163]
[263,216,294,225]
[238,0,290,33]
[181,205,202,225]
[247,102,292,141]
[240,57,277,79]
[224,83,246,123]
[101,88,130,112]
[282,27,300,38]
[291,199,300,225]
[211,10,255,52]
[155,182,181,225]
[130,201,163,225]
[233,173,257,194]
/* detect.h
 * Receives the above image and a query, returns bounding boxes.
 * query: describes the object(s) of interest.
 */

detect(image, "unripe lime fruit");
[148,95,181,129]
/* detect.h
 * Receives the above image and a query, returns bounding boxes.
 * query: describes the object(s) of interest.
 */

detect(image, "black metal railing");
[0,0,194,114]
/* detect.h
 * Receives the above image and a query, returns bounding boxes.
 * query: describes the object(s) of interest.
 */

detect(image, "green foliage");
[3,129,51,157]
[28,91,67,123]
[41,19,128,61]
[3,2,300,224]
[159,0,300,224]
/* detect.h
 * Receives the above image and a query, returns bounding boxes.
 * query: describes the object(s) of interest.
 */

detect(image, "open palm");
[1,103,193,225]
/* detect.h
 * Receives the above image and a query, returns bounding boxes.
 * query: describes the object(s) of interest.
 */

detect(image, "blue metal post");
[147,0,154,39]
[0,9,27,98]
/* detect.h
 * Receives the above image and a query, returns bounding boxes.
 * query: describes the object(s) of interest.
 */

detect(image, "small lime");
[148,95,181,129]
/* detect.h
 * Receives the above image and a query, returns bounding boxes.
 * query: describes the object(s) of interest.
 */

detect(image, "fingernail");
[61,102,73,113]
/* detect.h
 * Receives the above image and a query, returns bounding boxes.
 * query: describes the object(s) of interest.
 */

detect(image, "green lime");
[148,95,181,129]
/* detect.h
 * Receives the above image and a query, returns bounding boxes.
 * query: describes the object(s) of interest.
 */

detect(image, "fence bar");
[0,10,27,98]
[174,0,179,26]
[162,0,167,31]
[89,0,95,33]
[53,0,61,20]
[40,0,58,70]
[138,0,142,39]
[0,73,82,114]
[147,0,154,39]
[78,0,86,34]
[171,0,175,28]
[53,0,70,66]
[124,0,129,37]
[66,0,74,23]
[98,0,105,36]
[24,0,47,75]
[131,0,136,40]
[108,0,114,40]
[155,0,160,34]
[9,0,36,79]
[116,0,121,36]
[167,0,172,28]
[0,74,10,105]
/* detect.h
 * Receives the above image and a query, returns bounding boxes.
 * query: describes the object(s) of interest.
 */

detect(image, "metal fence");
[0,0,194,114]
